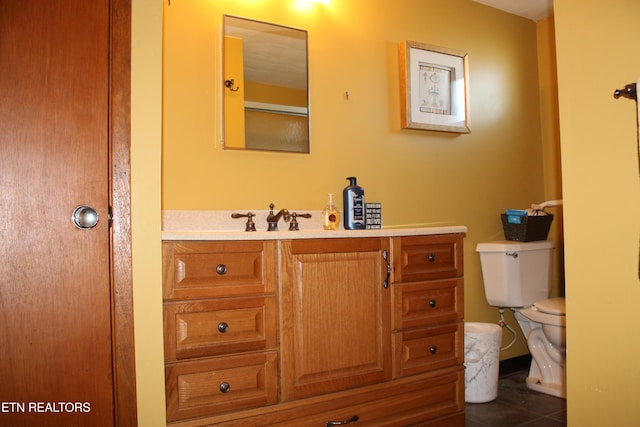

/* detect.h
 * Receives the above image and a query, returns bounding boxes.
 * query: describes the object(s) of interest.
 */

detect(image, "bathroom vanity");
[162,215,466,426]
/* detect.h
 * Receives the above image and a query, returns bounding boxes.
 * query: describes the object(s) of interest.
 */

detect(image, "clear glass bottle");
[322,193,341,230]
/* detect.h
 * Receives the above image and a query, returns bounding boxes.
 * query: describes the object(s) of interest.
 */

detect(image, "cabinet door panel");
[279,238,391,401]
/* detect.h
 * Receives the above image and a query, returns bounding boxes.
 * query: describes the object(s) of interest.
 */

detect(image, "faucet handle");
[231,212,256,232]
[293,212,312,219]
[288,212,312,231]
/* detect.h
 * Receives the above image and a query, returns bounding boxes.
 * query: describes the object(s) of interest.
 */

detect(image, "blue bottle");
[343,177,366,229]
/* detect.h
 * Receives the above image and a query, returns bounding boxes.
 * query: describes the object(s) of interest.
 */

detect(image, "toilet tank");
[476,240,555,307]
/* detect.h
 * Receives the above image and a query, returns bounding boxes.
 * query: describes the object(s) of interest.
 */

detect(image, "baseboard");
[499,354,532,377]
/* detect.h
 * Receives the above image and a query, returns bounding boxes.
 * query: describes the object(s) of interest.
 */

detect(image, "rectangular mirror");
[223,15,310,153]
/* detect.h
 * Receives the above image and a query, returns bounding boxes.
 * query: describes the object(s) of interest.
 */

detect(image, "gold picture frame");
[399,40,470,133]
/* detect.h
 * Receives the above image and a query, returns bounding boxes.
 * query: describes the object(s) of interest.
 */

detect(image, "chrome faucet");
[267,203,290,231]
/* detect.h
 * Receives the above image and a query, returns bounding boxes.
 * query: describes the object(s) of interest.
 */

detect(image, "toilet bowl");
[514,297,566,398]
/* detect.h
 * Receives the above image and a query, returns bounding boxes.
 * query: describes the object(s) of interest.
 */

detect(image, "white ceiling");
[225,16,307,91]
[472,0,553,21]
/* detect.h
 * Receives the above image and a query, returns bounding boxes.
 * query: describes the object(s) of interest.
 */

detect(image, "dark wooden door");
[0,1,116,425]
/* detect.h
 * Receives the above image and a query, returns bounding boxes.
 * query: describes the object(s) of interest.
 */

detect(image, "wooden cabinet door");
[279,238,391,401]
[0,1,133,426]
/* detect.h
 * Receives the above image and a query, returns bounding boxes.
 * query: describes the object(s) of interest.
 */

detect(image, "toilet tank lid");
[476,240,555,252]
[534,297,565,315]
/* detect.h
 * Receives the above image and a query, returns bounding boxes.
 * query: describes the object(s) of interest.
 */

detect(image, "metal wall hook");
[613,82,637,101]
[224,79,240,92]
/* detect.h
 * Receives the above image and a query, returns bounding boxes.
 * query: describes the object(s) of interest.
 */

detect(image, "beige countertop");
[162,210,467,241]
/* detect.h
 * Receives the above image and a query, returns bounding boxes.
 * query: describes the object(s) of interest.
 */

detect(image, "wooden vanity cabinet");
[162,233,465,426]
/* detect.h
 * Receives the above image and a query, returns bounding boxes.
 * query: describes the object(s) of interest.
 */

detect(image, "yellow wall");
[163,0,554,358]
[536,16,564,295]
[223,35,246,148]
[132,0,166,425]
[132,1,565,425]
[554,0,640,425]
[246,81,308,106]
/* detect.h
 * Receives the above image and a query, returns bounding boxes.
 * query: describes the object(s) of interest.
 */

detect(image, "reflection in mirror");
[223,15,309,153]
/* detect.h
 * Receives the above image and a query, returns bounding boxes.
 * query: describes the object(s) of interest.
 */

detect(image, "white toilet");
[476,240,566,399]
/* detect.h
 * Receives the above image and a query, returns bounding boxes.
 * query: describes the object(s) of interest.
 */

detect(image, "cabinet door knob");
[219,382,231,393]
[428,253,436,262]
[217,322,229,333]
[216,264,228,275]
[428,299,437,308]
[429,346,437,354]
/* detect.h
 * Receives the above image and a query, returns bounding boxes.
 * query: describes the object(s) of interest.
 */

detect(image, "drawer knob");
[216,264,228,275]
[428,299,437,308]
[217,322,229,333]
[429,346,438,354]
[428,253,436,263]
[325,415,359,426]
[219,382,231,393]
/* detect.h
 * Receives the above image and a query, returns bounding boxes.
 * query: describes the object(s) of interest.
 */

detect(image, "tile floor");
[465,370,567,427]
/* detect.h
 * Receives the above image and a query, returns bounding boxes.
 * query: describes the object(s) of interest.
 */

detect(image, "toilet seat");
[533,297,565,316]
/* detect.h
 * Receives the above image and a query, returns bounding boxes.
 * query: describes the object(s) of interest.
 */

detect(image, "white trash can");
[464,322,502,403]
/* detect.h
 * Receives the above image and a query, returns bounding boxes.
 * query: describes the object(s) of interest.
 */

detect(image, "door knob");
[72,205,99,229]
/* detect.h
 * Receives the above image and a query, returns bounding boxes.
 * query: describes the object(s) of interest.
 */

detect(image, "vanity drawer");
[165,351,278,422]
[392,234,463,282]
[392,278,463,331]
[164,296,277,361]
[201,370,464,427]
[393,323,463,378]
[286,372,463,427]
[163,240,276,300]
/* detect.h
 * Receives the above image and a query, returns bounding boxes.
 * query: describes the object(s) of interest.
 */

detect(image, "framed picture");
[399,40,470,133]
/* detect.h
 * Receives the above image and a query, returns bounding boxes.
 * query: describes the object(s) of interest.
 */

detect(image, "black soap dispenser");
[343,177,366,230]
